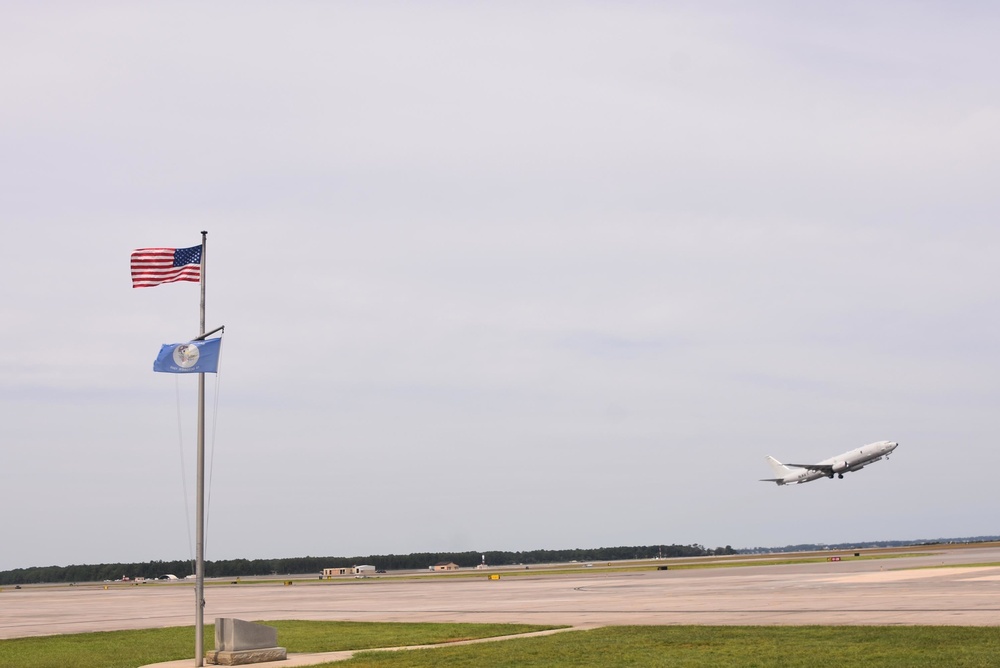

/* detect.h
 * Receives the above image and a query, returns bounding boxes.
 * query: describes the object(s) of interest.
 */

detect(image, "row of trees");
[0,544,736,585]
[742,535,1000,554]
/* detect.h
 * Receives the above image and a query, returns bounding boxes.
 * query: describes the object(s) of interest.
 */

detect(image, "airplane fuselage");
[762,440,899,486]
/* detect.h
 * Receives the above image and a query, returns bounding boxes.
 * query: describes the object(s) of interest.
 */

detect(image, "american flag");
[130,245,202,288]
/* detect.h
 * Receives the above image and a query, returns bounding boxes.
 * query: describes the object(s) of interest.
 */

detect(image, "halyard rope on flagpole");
[205,341,224,557]
[174,376,196,571]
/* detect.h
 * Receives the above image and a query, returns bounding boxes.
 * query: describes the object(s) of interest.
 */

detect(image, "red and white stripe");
[130,248,201,288]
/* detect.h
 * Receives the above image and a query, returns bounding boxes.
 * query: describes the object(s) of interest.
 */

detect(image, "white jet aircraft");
[761,440,898,486]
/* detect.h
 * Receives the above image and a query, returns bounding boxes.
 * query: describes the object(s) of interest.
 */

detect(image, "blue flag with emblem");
[153,337,222,373]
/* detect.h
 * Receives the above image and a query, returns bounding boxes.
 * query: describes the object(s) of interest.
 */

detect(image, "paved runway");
[2,546,999,640]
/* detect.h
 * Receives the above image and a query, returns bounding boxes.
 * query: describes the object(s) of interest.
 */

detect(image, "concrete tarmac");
[2,545,999,643]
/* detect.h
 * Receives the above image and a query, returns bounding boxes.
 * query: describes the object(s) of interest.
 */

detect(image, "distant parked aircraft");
[761,440,898,486]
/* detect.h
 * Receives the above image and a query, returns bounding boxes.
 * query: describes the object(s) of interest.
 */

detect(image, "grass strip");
[0,621,553,668]
[370,553,926,580]
[336,625,1000,668]
[4,623,999,668]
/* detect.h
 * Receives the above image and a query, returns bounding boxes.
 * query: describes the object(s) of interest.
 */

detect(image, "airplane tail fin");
[767,455,792,482]
[766,455,793,477]
[760,456,794,485]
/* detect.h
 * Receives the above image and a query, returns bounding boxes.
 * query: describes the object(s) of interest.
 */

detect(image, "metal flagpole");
[195,230,207,666]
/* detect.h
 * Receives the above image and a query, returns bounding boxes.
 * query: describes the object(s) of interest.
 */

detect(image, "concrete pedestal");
[206,618,286,666]
[205,647,287,665]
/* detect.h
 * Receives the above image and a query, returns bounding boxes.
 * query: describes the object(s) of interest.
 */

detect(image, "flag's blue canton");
[174,246,202,267]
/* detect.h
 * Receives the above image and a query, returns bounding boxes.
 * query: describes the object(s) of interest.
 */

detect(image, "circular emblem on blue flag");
[172,343,200,368]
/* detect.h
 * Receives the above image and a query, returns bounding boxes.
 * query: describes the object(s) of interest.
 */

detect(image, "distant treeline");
[0,544,735,585]
[739,535,1000,554]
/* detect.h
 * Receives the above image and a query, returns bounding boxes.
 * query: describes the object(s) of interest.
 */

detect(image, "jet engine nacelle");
[832,460,850,473]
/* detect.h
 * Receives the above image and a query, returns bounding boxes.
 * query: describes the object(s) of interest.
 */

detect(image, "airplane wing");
[786,463,833,472]
[759,478,785,482]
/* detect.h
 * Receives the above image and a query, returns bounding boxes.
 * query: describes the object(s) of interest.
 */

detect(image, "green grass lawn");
[0,621,553,668]
[336,626,1000,668]
[2,623,999,668]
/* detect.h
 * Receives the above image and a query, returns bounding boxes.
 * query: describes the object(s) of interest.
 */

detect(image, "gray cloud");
[1,2,998,570]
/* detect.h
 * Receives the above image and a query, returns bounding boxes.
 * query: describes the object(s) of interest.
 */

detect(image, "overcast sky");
[2,2,998,572]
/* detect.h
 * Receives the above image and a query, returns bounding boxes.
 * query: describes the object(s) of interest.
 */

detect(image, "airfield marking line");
[817,566,1000,583]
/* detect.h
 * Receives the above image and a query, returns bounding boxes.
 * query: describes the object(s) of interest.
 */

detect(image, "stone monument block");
[206,618,287,665]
